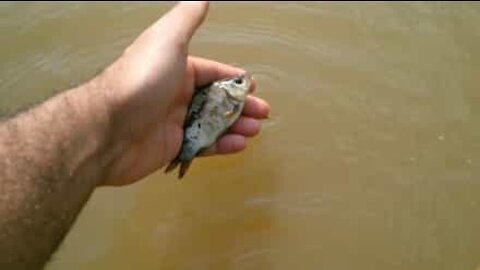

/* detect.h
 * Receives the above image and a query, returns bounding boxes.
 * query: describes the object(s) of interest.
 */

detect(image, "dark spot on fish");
[183,86,209,129]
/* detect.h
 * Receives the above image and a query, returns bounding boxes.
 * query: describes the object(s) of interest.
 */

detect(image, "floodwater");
[1,2,480,269]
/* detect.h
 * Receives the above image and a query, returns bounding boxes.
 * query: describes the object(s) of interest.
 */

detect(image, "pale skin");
[0,2,270,268]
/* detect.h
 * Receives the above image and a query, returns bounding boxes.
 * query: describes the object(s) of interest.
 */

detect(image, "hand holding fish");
[0,2,271,266]
[96,1,270,185]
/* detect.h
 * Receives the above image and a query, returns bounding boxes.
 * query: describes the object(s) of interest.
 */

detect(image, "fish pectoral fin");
[224,110,234,118]
[179,160,193,179]
[224,103,241,119]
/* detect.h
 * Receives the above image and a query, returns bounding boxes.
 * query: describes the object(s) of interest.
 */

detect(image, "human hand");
[93,1,270,186]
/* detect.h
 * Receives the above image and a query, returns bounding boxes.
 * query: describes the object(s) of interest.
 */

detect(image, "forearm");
[0,80,115,268]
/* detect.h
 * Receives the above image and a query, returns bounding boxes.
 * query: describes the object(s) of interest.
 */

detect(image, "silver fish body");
[165,73,252,179]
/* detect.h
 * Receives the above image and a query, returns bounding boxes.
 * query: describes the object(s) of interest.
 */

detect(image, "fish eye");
[234,77,243,85]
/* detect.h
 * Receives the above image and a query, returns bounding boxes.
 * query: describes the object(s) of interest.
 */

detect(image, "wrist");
[66,78,123,186]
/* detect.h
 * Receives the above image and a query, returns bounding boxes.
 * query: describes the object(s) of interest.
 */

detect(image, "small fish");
[165,73,252,179]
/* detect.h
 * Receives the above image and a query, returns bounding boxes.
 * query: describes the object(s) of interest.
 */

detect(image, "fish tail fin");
[178,160,193,179]
[165,157,193,180]
[164,158,180,174]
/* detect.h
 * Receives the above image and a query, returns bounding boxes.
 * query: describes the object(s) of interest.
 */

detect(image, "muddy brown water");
[1,2,479,269]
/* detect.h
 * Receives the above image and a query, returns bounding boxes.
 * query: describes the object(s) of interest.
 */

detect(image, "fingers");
[175,1,209,43]
[190,56,249,87]
[243,96,270,119]
[229,117,260,137]
[199,134,246,156]
[170,1,209,43]
[148,1,209,45]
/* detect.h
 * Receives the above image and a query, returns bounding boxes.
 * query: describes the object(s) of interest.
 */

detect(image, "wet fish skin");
[165,73,252,179]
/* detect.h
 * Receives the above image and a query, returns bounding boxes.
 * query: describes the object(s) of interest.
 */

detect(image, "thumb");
[160,1,209,45]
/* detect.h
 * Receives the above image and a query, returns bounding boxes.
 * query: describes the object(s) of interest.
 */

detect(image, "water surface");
[1,2,479,269]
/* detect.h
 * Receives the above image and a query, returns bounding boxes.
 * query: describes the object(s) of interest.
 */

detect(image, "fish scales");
[165,73,252,179]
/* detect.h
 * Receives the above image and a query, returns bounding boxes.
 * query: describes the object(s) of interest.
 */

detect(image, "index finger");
[189,56,256,93]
